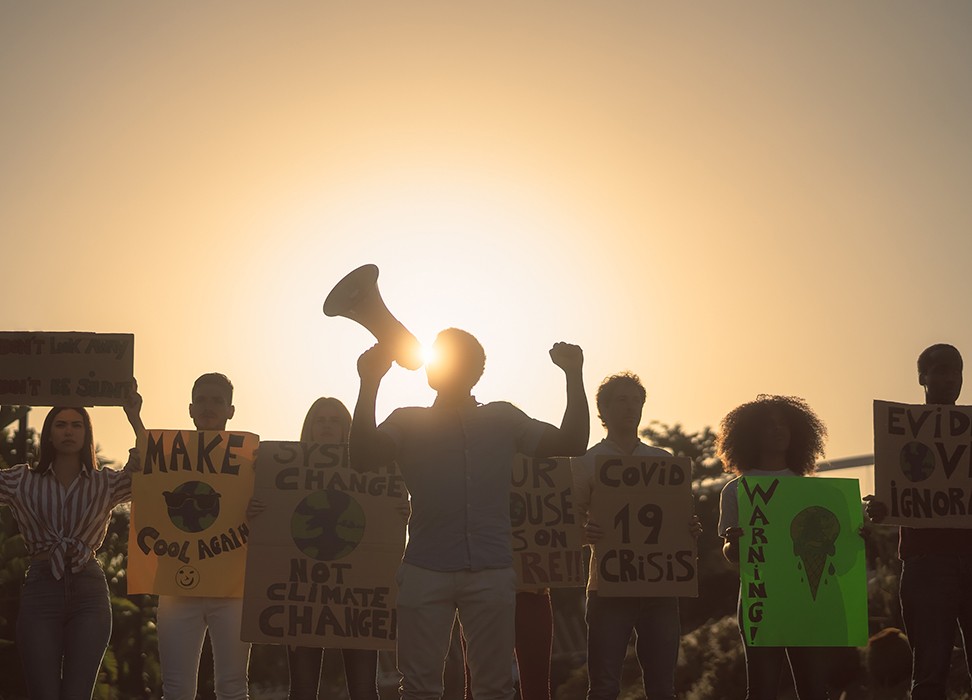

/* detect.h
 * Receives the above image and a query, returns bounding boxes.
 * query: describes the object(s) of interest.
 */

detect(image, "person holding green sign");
[717,395,831,700]
[864,343,972,700]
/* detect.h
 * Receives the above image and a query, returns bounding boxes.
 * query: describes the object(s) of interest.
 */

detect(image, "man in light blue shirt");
[350,328,588,700]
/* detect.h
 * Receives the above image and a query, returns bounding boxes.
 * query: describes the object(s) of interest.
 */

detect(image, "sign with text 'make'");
[128,430,258,597]
[0,331,134,406]
[242,442,407,650]
[874,400,972,528]
[738,476,867,647]
[590,455,697,597]
[511,455,584,587]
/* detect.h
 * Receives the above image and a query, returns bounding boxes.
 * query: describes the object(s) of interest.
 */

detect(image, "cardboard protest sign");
[738,476,867,647]
[241,442,407,650]
[874,400,972,528]
[589,455,697,597]
[511,455,584,587]
[0,331,134,406]
[128,430,258,596]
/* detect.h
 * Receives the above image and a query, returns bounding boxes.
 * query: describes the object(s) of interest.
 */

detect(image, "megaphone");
[323,264,423,370]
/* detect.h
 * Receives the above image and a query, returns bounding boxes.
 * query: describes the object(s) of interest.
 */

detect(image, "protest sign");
[874,399,972,528]
[511,455,584,587]
[241,442,407,650]
[128,429,258,596]
[738,476,868,647]
[589,455,697,597]
[0,331,134,406]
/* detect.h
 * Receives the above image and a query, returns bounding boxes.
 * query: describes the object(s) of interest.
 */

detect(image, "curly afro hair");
[716,395,827,476]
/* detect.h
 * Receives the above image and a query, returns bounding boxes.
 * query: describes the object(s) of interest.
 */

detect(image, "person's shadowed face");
[425,329,485,396]
[921,346,963,405]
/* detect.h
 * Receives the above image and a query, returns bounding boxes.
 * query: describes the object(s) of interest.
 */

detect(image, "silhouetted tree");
[640,421,722,480]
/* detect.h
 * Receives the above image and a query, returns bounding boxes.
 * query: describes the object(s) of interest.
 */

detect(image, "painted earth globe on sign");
[899,441,936,483]
[291,489,366,561]
[163,481,221,533]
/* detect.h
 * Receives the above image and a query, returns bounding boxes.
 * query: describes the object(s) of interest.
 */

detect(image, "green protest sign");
[738,476,867,647]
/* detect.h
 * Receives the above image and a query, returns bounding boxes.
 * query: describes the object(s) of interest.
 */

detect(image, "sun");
[420,343,438,367]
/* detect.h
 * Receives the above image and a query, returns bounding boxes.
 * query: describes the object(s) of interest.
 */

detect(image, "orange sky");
[3,2,972,475]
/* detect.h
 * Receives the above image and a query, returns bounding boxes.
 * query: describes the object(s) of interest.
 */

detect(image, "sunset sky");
[3,2,971,484]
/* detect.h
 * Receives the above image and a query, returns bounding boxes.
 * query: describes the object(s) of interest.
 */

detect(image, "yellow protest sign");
[128,429,258,596]
[511,455,584,587]
[590,455,698,597]
[241,442,407,650]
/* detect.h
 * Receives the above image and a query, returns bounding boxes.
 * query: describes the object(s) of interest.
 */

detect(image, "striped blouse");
[0,461,132,580]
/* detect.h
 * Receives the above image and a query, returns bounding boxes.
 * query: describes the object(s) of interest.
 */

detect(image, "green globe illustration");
[163,481,221,534]
[899,441,936,483]
[291,490,366,561]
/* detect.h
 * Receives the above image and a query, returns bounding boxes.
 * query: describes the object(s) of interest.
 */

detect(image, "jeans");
[585,593,679,700]
[287,645,378,700]
[900,553,972,700]
[16,559,112,700]
[396,563,517,700]
[157,595,251,700]
[736,602,830,700]
[741,644,831,700]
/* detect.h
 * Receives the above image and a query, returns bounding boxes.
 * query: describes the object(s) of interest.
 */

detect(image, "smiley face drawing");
[175,565,200,590]
[163,481,222,533]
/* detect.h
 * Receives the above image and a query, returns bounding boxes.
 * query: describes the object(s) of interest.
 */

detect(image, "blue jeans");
[287,646,378,700]
[585,593,679,700]
[900,553,972,700]
[16,559,112,700]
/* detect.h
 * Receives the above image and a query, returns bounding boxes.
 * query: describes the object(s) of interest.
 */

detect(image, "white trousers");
[157,595,251,700]
[396,563,516,700]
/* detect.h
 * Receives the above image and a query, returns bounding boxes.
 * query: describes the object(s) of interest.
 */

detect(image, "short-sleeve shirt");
[379,396,550,572]
[571,438,671,592]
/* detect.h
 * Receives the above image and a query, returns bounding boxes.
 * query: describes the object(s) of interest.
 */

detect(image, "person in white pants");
[156,372,250,700]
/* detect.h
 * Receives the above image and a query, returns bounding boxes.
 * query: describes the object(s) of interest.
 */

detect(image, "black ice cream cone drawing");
[790,506,839,601]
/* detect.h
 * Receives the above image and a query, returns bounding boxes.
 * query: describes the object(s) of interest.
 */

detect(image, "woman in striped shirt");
[0,397,142,700]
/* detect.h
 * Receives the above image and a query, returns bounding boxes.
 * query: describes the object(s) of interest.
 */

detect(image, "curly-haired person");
[717,395,831,700]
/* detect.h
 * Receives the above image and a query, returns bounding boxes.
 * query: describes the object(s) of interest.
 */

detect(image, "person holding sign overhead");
[0,392,142,700]
[573,372,701,700]
[717,395,830,700]
[350,328,589,700]
[248,396,380,700]
[864,343,972,700]
[155,373,252,700]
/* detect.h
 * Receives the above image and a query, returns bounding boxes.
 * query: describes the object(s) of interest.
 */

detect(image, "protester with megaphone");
[349,328,589,700]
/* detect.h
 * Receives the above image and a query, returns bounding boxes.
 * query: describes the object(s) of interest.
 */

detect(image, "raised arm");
[349,344,397,472]
[533,342,589,458]
[124,380,145,438]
